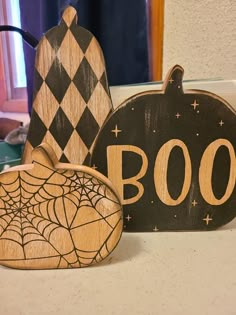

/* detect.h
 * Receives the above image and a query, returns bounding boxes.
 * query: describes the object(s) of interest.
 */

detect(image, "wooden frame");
[148,0,165,81]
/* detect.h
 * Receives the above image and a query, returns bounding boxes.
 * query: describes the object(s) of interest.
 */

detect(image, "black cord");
[0,25,38,48]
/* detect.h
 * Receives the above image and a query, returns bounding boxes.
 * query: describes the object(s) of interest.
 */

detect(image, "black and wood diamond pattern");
[49,107,74,150]
[73,58,98,103]
[45,19,68,52]
[45,57,71,104]
[69,19,93,53]
[22,6,113,166]
[28,110,47,148]
[76,107,100,149]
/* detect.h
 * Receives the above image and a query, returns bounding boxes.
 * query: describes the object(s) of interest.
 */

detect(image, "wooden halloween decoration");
[91,65,236,232]
[0,143,123,269]
[22,6,112,166]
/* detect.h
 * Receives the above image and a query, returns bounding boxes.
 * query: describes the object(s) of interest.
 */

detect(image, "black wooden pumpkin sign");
[91,65,236,232]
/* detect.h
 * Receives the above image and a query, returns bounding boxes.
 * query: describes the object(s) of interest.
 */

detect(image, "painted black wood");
[91,65,236,232]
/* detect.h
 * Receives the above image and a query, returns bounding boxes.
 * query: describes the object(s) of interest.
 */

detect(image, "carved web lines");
[0,163,122,268]
[0,173,26,248]
[0,171,72,264]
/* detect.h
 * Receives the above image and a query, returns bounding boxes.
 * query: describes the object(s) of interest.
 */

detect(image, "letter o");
[199,139,236,205]
[154,139,192,206]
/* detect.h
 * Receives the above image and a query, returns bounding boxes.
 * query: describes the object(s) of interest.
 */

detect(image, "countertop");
[1,218,236,315]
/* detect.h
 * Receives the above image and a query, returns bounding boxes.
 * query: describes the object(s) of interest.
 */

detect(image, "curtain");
[20,0,149,113]
[20,0,67,114]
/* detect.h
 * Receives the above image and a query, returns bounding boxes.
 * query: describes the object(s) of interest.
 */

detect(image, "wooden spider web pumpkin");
[0,144,123,269]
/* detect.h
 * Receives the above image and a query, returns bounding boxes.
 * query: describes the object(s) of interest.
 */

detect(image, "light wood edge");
[114,87,236,115]
[108,65,236,115]
[148,0,165,81]
[2,143,122,205]
[184,89,236,114]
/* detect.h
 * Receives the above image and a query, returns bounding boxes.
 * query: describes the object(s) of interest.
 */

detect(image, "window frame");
[0,0,27,113]
[148,0,164,81]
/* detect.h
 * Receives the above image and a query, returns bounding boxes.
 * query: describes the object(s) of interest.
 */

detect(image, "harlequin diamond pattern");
[49,108,74,150]
[83,152,92,165]
[100,71,111,97]
[23,12,112,166]
[33,69,44,101]
[27,110,47,148]
[76,107,100,149]
[45,19,69,52]
[45,57,71,104]
[69,22,93,53]
[60,153,70,163]
[73,57,98,103]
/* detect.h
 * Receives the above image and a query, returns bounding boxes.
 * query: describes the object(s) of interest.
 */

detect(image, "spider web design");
[0,161,122,269]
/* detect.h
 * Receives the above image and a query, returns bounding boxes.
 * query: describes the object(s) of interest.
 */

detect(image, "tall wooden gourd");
[22,6,113,165]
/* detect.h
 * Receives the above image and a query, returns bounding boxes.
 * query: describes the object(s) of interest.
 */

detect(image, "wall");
[163,0,236,80]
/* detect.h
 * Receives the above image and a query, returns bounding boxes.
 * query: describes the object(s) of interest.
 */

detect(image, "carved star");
[126,214,132,222]
[111,125,122,138]
[203,214,213,225]
[191,100,199,110]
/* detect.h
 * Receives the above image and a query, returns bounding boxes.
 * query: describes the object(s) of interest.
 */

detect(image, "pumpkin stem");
[163,65,184,95]
[31,143,59,168]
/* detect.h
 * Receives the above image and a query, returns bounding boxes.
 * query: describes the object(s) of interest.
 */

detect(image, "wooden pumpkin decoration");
[0,144,123,269]
[91,65,236,232]
[22,6,112,166]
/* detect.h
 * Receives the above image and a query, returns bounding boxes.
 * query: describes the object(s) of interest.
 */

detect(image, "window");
[0,0,27,113]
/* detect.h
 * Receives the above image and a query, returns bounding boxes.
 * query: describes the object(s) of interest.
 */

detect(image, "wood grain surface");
[0,143,123,269]
[91,65,236,232]
[22,6,112,166]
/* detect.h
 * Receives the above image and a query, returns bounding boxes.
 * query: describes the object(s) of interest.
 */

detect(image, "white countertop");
[1,218,235,315]
[1,80,235,314]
